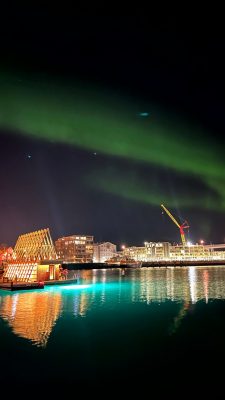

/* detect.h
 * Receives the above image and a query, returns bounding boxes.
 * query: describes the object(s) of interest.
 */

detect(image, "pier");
[63,259,225,270]
[0,278,80,291]
[141,259,225,267]
[0,281,44,291]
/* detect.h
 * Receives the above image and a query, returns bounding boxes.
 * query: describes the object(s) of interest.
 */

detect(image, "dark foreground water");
[1,267,225,389]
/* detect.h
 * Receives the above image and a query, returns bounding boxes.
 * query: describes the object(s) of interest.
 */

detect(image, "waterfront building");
[123,246,146,261]
[93,242,117,263]
[55,235,94,263]
[204,243,225,259]
[121,242,220,261]
[122,242,171,261]
[4,228,61,282]
[145,242,171,260]
[170,244,212,260]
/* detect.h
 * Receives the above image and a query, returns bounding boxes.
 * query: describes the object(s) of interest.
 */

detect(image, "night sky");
[0,14,225,246]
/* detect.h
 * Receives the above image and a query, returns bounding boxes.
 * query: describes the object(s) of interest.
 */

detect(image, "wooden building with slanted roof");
[4,228,61,282]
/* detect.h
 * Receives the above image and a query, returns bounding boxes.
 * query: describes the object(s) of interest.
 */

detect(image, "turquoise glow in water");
[1,267,225,386]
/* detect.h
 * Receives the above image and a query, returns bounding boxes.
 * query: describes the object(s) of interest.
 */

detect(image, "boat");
[126,262,142,268]
[120,257,142,268]
[106,256,142,268]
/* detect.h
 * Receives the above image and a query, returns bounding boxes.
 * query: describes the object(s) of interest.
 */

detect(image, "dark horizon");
[1,14,225,247]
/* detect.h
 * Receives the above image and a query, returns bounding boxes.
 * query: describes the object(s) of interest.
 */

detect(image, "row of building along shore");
[55,236,225,263]
[2,233,225,266]
[1,229,225,283]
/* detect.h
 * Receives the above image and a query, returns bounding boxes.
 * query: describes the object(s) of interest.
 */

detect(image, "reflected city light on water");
[0,290,62,347]
[188,267,197,304]
[57,284,92,290]
[1,267,225,347]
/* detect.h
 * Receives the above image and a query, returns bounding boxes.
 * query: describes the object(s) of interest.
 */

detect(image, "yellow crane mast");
[161,204,189,246]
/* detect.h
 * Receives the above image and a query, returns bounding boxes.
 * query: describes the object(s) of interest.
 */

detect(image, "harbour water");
[1,267,225,388]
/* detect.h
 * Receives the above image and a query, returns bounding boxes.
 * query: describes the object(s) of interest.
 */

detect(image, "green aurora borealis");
[87,166,221,211]
[0,70,224,210]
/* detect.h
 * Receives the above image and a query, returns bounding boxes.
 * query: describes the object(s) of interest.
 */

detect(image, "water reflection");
[1,266,225,346]
[0,291,62,347]
[188,267,197,303]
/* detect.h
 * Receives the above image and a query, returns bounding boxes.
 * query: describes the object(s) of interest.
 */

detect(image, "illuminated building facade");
[123,242,171,261]
[170,244,212,260]
[123,246,146,261]
[93,242,117,263]
[55,235,94,263]
[121,242,221,261]
[204,244,225,259]
[145,242,171,259]
[4,228,60,282]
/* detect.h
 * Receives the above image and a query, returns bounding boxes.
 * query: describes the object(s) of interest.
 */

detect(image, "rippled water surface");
[1,267,225,386]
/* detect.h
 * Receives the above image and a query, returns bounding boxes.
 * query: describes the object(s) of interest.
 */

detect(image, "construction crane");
[161,204,189,246]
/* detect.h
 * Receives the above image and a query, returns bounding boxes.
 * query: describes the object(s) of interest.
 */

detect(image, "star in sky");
[138,112,149,117]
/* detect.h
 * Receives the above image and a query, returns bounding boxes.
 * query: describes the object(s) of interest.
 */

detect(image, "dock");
[63,259,225,269]
[44,278,78,286]
[141,259,225,267]
[0,281,44,291]
[1,260,225,291]
[0,278,80,291]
